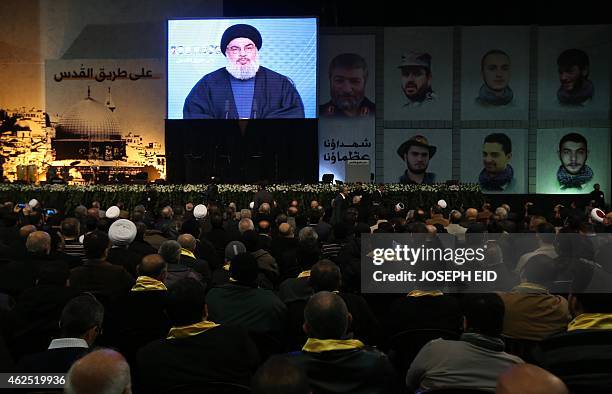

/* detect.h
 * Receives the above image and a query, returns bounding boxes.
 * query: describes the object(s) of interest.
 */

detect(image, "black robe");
[183,66,304,119]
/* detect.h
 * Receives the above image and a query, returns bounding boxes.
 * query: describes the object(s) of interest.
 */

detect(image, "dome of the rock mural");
[58,97,120,139]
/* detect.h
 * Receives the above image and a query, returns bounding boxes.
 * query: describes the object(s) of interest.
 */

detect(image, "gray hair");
[64,348,131,394]
[495,207,508,220]
[239,218,255,234]
[298,226,319,243]
[158,240,181,264]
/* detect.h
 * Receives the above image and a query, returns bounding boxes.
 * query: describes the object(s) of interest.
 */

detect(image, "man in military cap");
[398,51,436,107]
[184,24,304,119]
[397,135,437,184]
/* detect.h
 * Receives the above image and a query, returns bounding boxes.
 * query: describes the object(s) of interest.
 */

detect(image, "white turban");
[194,204,208,219]
[105,206,120,220]
[28,199,39,208]
[437,199,447,209]
[108,219,137,246]
[591,208,605,223]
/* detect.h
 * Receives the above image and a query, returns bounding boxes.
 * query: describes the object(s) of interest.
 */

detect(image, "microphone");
[224,100,229,119]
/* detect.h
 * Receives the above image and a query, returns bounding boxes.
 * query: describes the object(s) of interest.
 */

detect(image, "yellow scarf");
[297,270,311,278]
[167,320,220,339]
[180,249,196,259]
[131,276,167,292]
[302,338,365,353]
[407,290,443,297]
[568,313,612,331]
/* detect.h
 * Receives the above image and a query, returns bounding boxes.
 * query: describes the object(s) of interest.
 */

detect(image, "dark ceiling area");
[224,1,608,27]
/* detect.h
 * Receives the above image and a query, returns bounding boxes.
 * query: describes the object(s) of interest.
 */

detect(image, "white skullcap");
[105,205,120,219]
[437,199,447,209]
[28,199,38,208]
[395,202,405,211]
[249,202,255,209]
[591,208,605,223]
[193,204,208,219]
[108,219,137,246]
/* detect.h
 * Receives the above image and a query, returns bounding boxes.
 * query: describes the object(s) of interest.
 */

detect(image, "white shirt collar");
[48,338,89,350]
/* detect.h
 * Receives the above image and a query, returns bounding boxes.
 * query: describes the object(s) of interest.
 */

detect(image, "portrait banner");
[538,25,611,120]
[44,59,166,181]
[384,27,453,121]
[461,26,530,121]
[460,129,528,194]
[384,129,452,184]
[318,34,376,182]
[536,128,611,195]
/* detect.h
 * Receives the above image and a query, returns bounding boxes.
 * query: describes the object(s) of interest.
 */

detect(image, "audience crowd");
[0,186,611,393]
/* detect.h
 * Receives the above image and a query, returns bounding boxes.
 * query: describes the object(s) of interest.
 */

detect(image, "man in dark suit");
[177,233,211,285]
[15,294,104,373]
[136,278,259,392]
[69,231,134,303]
[331,186,350,226]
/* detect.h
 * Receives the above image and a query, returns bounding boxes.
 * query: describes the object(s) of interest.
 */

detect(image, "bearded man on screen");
[183,24,305,119]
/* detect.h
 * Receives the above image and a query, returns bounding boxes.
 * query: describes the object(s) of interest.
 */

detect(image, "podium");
[345,160,370,183]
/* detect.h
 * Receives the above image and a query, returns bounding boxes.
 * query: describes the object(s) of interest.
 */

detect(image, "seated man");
[65,348,131,394]
[252,355,311,394]
[69,231,134,302]
[500,255,570,341]
[16,294,104,373]
[290,291,397,393]
[105,254,171,365]
[206,253,286,333]
[535,292,612,393]
[137,278,259,392]
[406,293,523,392]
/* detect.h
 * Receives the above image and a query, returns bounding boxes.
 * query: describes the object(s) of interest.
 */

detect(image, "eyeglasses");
[227,44,256,55]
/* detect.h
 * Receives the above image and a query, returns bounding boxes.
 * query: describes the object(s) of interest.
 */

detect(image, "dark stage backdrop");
[165,119,318,183]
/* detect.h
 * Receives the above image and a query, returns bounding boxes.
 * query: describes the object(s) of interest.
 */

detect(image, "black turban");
[220,24,262,56]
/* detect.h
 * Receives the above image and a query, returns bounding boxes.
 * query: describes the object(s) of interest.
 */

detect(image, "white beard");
[226,58,260,80]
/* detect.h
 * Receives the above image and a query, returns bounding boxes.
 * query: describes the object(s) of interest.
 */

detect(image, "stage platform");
[0,183,484,214]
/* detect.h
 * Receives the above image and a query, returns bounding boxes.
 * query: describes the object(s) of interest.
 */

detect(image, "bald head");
[65,348,131,394]
[161,206,173,219]
[287,206,298,216]
[138,254,167,280]
[466,208,478,220]
[496,364,568,394]
[19,224,37,239]
[26,231,51,255]
[304,291,349,339]
[278,222,293,237]
[177,233,196,251]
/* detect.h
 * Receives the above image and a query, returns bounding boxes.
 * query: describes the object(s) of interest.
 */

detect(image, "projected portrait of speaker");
[556,48,593,106]
[479,133,517,192]
[398,51,437,107]
[476,50,513,107]
[183,24,305,119]
[397,135,437,184]
[319,53,375,117]
[556,132,593,189]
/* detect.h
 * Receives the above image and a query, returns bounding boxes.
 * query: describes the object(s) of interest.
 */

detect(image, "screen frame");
[165,16,319,120]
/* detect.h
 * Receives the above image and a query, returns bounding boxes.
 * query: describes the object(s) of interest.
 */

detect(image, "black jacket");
[290,346,398,394]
